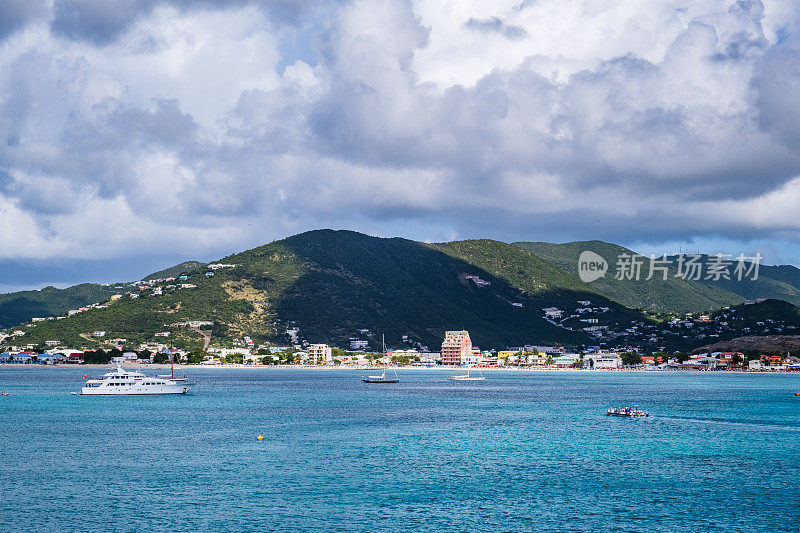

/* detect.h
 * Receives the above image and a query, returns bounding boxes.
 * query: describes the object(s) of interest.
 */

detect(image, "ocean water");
[1,367,799,532]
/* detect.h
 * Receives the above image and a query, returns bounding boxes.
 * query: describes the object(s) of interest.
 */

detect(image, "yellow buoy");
[256,435,264,441]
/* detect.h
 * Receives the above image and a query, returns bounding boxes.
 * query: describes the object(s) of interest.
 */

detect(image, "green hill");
[0,284,121,329]
[144,261,205,281]
[664,256,800,307]
[514,241,743,313]
[9,230,648,350]
[12,231,800,352]
[712,298,800,326]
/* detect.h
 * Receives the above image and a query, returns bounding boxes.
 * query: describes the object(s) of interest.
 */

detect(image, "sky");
[1,0,799,291]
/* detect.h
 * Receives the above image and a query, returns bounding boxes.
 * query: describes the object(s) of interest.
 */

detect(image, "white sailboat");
[449,365,485,381]
[362,335,399,383]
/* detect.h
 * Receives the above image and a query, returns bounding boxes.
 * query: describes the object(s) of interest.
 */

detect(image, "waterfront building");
[441,330,472,365]
[417,352,441,364]
[585,353,622,369]
[552,354,582,368]
[308,344,332,365]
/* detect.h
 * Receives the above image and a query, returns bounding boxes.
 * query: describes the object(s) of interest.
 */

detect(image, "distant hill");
[663,255,800,307]
[514,241,743,313]
[9,231,800,352]
[144,261,205,281]
[9,230,645,350]
[0,284,120,329]
[711,298,800,326]
[694,335,800,355]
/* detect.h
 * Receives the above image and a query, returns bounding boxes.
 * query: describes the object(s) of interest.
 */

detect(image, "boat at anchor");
[78,365,189,395]
[449,365,485,381]
[362,335,399,383]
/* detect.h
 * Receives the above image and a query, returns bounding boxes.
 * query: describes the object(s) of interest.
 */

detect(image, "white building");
[543,307,563,319]
[349,339,369,350]
[552,354,582,367]
[210,348,252,359]
[307,344,333,365]
[585,353,622,369]
[93,331,106,337]
[207,263,237,270]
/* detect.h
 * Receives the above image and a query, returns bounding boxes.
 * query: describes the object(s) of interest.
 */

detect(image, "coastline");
[0,363,792,373]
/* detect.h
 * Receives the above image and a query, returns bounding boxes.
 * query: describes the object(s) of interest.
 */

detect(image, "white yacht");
[79,365,189,395]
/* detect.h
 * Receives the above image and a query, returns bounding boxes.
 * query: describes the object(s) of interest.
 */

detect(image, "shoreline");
[0,363,795,373]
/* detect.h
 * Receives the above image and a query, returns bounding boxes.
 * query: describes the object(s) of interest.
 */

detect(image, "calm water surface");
[2,367,799,532]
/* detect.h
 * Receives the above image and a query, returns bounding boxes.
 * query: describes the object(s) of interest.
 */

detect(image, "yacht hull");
[80,387,188,395]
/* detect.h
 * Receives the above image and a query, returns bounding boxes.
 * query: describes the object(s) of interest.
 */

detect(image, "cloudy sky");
[1,0,799,290]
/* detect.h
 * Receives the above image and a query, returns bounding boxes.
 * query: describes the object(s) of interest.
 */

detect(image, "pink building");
[441,330,472,365]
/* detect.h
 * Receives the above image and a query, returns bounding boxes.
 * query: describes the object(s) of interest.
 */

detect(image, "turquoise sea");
[2,367,800,532]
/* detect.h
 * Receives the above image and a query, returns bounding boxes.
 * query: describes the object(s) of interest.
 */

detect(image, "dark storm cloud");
[753,36,800,150]
[51,0,159,45]
[0,0,47,41]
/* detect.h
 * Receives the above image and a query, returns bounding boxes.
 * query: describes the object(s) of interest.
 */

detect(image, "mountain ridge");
[4,230,640,349]
[6,230,800,353]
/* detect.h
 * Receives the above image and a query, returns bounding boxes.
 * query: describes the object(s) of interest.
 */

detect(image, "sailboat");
[362,335,399,383]
[157,345,188,382]
[449,365,485,381]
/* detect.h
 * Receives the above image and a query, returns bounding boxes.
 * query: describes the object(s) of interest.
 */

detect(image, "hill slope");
[514,241,743,313]
[144,261,206,281]
[0,284,120,329]
[665,255,800,307]
[10,230,649,350]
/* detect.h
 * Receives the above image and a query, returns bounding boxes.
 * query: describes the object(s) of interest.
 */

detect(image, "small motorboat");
[607,406,648,417]
[1,391,9,396]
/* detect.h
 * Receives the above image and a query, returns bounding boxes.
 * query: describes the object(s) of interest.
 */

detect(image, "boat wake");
[657,414,800,431]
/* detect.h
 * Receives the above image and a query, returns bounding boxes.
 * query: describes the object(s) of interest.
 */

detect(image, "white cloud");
[0,0,799,267]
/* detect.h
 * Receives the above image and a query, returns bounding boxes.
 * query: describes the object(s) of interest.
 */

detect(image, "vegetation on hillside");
[11,230,635,350]
[0,284,120,329]
[515,241,744,313]
[10,231,800,353]
[143,261,206,281]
